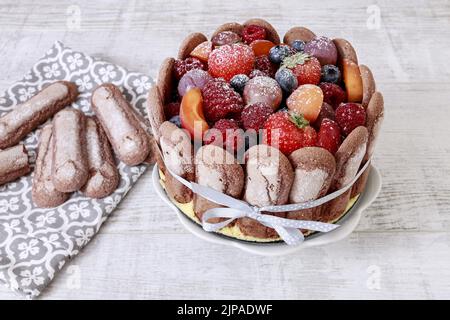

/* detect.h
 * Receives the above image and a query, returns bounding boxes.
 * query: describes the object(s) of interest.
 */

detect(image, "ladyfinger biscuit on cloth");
[81,117,119,198]
[92,83,150,166]
[32,124,69,208]
[321,126,368,223]
[51,108,89,193]
[0,145,30,186]
[333,38,358,65]
[351,92,384,198]
[159,121,194,204]
[283,26,316,45]
[212,22,244,38]
[178,33,208,60]
[243,18,281,44]
[287,147,336,223]
[193,145,244,223]
[360,65,376,108]
[236,145,294,239]
[0,81,78,149]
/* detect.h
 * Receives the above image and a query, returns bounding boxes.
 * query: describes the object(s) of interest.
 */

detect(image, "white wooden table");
[1,0,450,299]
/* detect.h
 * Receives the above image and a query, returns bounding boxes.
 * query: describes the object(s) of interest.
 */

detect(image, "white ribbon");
[159,153,372,246]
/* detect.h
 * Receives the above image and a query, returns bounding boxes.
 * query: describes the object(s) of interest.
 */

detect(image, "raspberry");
[208,44,255,81]
[204,119,244,152]
[173,57,205,80]
[313,102,335,129]
[254,55,277,78]
[202,79,244,122]
[319,82,347,109]
[242,24,267,44]
[316,119,341,154]
[281,52,321,85]
[335,103,366,136]
[165,101,181,119]
[241,102,273,131]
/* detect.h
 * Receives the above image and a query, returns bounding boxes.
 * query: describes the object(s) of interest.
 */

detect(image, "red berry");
[263,111,317,155]
[242,24,267,44]
[313,102,335,129]
[335,103,366,136]
[202,79,244,122]
[241,102,273,131]
[319,82,347,109]
[316,119,341,154]
[204,119,244,152]
[165,101,181,119]
[254,55,277,78]
[208,44,255,81]
[281,52,321,85]
[249,69,267,78]
[173,57,205,80]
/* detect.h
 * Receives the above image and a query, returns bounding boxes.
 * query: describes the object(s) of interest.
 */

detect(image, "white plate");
[152,165,382,256]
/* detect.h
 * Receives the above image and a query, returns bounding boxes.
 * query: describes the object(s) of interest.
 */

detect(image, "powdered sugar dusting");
[290,168,328,203]
[342,145,366,186]
[243,76,282,109]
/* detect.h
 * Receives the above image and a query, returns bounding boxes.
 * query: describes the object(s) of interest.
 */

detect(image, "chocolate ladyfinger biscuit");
[193,145,244,222]
[0,145,30,186]
[333,38,358,65]
[243,18,280,44]
[81,117,119,198]
[178,33,208,60]
[360,64,376,108]
[0,81,78,149]
[32,124,69,208]
[212,22,244,38]
[283,26,316,45]
[321,126,368,223]
[52,108,89,193]
[237,145,294,239]
[92,83,150,166]
[287,147,336,223]
[159,121,194,204]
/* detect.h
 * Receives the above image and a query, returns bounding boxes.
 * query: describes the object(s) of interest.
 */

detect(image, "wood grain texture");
[1,0,450,299]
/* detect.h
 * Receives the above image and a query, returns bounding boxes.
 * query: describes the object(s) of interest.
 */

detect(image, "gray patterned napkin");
[0,41,153,299]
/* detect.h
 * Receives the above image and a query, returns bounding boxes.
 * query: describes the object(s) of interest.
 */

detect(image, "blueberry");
[291,40,306,52]
[275,68,298,93]
[321,64,341,84]
[269,45,293,64]
[230,74,249,93]
[169,115,181,127]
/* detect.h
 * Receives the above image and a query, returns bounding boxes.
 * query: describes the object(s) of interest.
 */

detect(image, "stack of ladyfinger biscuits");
[0,81,155,208]
[148,19,384,242]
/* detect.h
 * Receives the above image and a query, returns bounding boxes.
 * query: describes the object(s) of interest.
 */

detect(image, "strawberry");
[242,24,267,44]
[335,103,366,136]
[263,111,317,155]
[281,52,321,85]
[316,119,341,154]
[203,119,244,152]
[208,43,255,81]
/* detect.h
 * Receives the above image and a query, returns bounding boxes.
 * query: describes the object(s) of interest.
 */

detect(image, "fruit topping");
[203,119,244,152]
[165,101,181,119]
[321,64,341,84]
[243,76,283,110]
[319,82,347,109]
[268,44,294,64]
[169,115,182,128]
[313,102,335,129]
[177,69,213,97]
[202,78,244,122]
[254,55,277,78]
[335,102,366,136]
[250,39,275,56]
[242,24,267,44]
[304,36,338,66]
[241,102,273,131]
[173,57,206,80]
[316,118,341,154]
[249,69,267,78]
[190,41,213,63]
[291,39,306,52]
[211,31,242,47]
[342,58,363,103]
[180,88,209,139]
[286,84,323,122]
[275,68,298,93]
[263,111,317,155]
[230,74,250,93]
[208,43,255,81]
[281,52,321,85]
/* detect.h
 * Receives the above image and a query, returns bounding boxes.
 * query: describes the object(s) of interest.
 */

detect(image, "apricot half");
[180,88,209,140]
[342,58,363,103]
